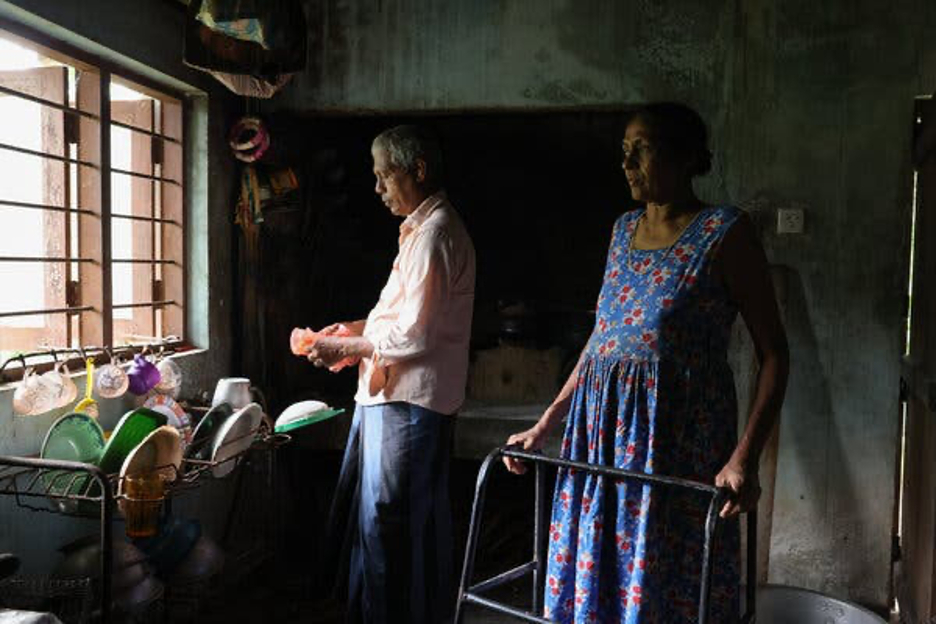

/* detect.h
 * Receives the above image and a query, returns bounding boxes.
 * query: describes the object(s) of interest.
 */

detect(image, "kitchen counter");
[286,400,561,460]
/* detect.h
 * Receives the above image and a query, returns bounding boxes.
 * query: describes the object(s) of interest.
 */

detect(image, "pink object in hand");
[289,325,361,372]
[289,327,318,356]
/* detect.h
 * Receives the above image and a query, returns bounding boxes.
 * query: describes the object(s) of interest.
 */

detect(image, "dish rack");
[0,422,291,624]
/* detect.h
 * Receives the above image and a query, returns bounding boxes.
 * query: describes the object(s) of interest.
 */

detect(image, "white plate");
[186,402,233,462]
[209,402,263,478]
[119,425,183,490]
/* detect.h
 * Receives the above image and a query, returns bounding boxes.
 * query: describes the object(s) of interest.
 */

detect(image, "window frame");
[0,19,190,383]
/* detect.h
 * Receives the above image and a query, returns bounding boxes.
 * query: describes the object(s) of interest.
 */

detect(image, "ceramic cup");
[13,368,53,416]
[96,358,129,399]
[154,358,183,398]
[210,378,256,410]
[41,362,78,409]
[127,354,161,396]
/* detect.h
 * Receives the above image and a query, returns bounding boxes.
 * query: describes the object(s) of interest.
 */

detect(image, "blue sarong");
[338,402,454,624]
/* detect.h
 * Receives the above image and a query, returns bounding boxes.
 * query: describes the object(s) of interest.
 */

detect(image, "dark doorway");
[234,111,637,414]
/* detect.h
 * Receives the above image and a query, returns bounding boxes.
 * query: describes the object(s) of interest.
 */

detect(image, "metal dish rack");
[0,422,291,624]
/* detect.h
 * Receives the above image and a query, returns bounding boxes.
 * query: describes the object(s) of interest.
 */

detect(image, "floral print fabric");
[545,206,742,623]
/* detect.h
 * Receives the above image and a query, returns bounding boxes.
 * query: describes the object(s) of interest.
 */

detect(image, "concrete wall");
[264,0,936,608]
[0,0,238,572]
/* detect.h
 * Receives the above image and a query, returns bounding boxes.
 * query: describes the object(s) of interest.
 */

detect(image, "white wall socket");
[777,208,805,234]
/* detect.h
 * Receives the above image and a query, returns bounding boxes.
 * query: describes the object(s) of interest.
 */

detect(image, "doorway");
[895,95,936,623]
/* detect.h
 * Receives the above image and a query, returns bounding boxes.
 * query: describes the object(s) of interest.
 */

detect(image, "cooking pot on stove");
[497,300,540,343]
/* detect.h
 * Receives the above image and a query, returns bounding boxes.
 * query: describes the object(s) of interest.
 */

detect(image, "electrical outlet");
[776,208,804,234]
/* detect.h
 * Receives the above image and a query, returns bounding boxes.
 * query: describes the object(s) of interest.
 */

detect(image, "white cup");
[96,359,129,399]
[13,368,55,416]
[154,357,183,398]
[42,362,78,408]
[211,378,254,410]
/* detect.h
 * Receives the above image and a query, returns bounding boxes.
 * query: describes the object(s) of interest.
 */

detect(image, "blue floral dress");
[544,206,742,623]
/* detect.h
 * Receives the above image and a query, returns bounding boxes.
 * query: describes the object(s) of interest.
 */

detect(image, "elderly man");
[308,125,476,624]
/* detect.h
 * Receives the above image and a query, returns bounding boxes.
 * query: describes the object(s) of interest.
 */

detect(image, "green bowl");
[274,408,344,434]
[40,412,106,501]
[98,407,168,476]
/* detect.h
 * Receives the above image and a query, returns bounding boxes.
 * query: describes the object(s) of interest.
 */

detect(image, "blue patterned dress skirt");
[544,206,743,623]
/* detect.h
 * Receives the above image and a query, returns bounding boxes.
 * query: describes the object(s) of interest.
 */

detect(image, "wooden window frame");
[0,19,189,382]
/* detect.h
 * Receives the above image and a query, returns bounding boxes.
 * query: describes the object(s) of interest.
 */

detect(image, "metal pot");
[497,300,541,345]
[168,534,225,582]
[756,584,886,624]
[112,573,163,617]
[53,535,148,583]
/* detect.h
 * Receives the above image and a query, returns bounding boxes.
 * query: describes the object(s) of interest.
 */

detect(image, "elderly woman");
[505,103,789,623]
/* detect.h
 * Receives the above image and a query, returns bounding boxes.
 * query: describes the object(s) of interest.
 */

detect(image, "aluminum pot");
[756,584,886,624]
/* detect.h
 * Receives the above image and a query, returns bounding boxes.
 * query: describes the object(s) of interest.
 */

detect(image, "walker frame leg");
[453,446,757,623]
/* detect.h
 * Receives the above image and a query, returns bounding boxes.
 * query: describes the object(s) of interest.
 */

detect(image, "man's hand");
[307,336,373,371]
[308,336,353,368]
[714,461,761,518]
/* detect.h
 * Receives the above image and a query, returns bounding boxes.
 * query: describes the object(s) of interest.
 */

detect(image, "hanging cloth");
[196,0,269,48]
[184,0,306,79]
[207,71,294,98]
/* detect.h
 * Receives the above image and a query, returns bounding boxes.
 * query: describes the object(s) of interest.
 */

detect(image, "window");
[0,29,186,371]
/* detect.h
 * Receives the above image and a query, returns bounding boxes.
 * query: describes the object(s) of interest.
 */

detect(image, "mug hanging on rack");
[96,351,129,399]
[127,353,161,396]
[41,361,78,410]
[12,368,52,416]
[153,351,183,399]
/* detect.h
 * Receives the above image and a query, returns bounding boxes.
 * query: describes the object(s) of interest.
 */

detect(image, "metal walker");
[454,446,757,623]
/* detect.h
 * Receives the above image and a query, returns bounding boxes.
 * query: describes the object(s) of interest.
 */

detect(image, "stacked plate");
[207,402,264,478]
[39,396,339,499]
[184,403,233,463]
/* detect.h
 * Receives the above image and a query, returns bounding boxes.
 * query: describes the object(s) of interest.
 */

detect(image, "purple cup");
[127,354,162,396]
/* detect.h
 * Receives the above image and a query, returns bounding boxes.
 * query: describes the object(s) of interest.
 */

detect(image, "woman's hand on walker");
[503,425,549,475]
[715,462,761,518]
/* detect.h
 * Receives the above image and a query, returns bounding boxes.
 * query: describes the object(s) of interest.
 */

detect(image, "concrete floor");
[197,579,526,623]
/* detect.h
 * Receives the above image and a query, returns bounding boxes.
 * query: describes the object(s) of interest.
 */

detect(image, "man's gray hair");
[372,125,443,184]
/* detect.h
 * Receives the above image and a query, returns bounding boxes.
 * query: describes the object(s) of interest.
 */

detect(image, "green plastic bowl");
[98,407,168,476]
[40,412,106,504]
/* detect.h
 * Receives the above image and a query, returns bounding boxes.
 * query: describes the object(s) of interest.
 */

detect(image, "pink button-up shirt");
[355,192,476,415]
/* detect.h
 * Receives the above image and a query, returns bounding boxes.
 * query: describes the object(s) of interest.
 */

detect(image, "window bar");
[100,68,113,347]
[0,141,97,168]
[0,198,96,216]
[0,337,184,377]
[0,83,98,120]
[111,300,175,310]
[111,258,175,264]
[111,212,177,225]
[0,256,94,263]
[0,306,93,319]
[110,119,181,144]
[111,166,180,185]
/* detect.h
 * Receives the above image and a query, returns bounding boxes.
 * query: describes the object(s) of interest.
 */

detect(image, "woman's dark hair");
[631,102,712,177]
